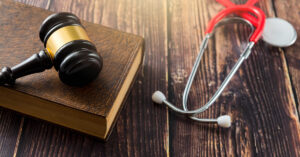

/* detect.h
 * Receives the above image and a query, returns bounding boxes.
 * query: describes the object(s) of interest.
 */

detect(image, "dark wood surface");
[0,0,299,156]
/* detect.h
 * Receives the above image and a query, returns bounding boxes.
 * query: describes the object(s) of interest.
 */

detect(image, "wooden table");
[0,0,299,156]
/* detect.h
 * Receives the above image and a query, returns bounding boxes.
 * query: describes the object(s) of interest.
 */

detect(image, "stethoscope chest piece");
[262,18,297,47]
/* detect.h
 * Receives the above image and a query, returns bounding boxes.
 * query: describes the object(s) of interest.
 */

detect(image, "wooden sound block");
[0,0,144,140]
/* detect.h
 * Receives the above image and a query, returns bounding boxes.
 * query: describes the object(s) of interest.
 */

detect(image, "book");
[0,0,144,140]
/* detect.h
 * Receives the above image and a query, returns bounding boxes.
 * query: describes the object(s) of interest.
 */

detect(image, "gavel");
[0,12,103,86]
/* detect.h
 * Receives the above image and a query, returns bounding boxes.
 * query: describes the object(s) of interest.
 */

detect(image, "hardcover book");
[0,0,143,140]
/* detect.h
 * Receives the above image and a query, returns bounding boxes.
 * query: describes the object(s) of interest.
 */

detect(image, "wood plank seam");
[270,0,300,121]
[164,0,170,156]
[280,48,300,120]
[165,0,176,156]
[12,117,24,157]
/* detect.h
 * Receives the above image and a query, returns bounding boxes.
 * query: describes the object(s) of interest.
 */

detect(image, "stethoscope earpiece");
[217,115,231,128]
[152,91,166,104]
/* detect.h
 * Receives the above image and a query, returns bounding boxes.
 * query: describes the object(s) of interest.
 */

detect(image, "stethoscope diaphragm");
[262,18,297,47]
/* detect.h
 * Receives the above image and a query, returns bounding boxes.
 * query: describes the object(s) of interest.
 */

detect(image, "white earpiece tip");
[217,115,231,128]
[152,91,166,104]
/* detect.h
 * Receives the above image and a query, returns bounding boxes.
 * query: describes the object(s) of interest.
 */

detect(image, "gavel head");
[39,12,103,86]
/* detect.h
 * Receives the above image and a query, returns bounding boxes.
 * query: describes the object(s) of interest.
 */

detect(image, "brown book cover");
[0,0,144,140]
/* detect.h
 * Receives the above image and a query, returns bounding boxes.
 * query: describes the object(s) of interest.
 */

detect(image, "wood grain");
[13,0,169,156]
[167,0,300,156]
[273,0,300,116]
[0,108,22,157]
[1,0,299,156]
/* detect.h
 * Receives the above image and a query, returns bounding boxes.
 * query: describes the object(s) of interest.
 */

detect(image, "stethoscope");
[152,0,297,128]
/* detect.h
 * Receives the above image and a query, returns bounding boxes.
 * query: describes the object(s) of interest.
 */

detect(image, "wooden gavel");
[0,12,103,86]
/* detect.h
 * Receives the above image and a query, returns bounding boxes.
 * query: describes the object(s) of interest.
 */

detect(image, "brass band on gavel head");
[39,12,103,86]
[45,25,91,59]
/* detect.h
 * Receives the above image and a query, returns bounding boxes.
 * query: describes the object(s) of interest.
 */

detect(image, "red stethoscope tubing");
[216,0,259,27]
[205,5,265,43]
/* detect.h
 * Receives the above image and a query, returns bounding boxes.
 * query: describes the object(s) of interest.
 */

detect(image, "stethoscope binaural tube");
[152,5,266,128]
[216,0,260,27]
[205,5,265,42]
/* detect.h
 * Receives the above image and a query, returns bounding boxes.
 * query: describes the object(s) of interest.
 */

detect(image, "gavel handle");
[0,50,53,86]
